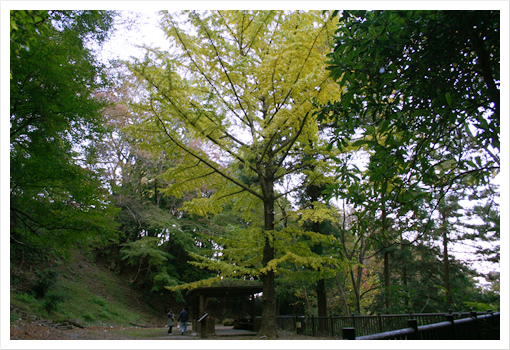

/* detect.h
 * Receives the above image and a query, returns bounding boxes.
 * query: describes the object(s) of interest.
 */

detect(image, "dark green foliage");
[111,178,217,290]
[10,10,119,258]
[326,10,499,151]
[10,10,51,58]
[463,185,500,265]
[34,269,59,298]
[276,281,306,315]
[42,289,68,312]
[31,268,69,312]
[323,11,499,190]
[321,11,499,222]
[371,241,486,313]
[317,10,500,315]
[100,142,217,299]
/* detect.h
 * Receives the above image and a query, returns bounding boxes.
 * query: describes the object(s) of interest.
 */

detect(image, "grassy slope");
[10,249,163,327]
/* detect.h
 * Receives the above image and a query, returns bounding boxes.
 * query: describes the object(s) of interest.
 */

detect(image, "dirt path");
[10,320,334,340]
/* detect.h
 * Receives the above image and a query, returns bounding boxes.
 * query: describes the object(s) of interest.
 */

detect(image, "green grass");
[11,291,48,318]
[82,312,95,322]
[49,280,147,326]
[11,251,161,327]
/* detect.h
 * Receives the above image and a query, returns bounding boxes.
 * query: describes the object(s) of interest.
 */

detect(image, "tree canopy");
[318,10,500,312]
[10,11,119,255]
[322,10,499,188]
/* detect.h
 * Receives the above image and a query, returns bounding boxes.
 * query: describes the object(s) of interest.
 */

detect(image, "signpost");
[198,312,209,339]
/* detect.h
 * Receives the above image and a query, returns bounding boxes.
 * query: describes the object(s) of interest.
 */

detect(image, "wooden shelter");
[186,279,263,334]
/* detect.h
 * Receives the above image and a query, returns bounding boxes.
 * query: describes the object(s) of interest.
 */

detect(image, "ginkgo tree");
[126,10,341,337]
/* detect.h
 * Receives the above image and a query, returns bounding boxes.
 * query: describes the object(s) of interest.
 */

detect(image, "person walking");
[177,307,189,335]
[167,309,174,335]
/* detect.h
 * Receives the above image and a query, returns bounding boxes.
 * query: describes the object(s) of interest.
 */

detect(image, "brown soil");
[10,319,334,340]
[10,320,136,340]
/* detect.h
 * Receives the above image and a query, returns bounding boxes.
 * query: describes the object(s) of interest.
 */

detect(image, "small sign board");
[198,312,209,322]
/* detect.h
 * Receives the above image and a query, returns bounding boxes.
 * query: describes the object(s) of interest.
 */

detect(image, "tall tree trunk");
[258,175,278,338]
[316,278,328,333]
[437,201,453,309]
[401,243,408,287]
[260,254,277,337]
[399,233,412,311]
[382,207,391,311]
[384,249,390,310]
[350,266,362,314]
[316,279,327,317]
[308,181,328,318]
[353,236,366,314]
[351,262,363,314]
[312,219,328,319]
[442,223,452,308]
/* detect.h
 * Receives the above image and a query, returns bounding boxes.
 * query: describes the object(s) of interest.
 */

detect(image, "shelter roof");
[186,279,263,297]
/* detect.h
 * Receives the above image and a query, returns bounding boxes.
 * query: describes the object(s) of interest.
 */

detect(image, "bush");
[34,269,59,298]
[223,318,235,326]
[43,289,68,312]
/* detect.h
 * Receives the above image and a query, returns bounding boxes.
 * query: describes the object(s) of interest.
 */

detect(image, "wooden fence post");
[343,327,356,340]
[470,311,480,339]
[407,319,419,340]
[446,314,456,340]
[378,312,383,333]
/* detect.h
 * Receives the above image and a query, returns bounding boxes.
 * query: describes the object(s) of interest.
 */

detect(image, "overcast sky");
[98,11,167,64]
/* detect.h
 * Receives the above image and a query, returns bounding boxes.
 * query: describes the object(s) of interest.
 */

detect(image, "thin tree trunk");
[335,275,351,315]
[401,240,408,287]
[302,286,312,315]
[353,237,366,314]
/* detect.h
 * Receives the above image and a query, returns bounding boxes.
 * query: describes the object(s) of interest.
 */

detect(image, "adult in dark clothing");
[177,307,189,335]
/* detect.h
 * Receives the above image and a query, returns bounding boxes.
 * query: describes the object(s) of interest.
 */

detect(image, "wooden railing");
[276,310,499,339]
[343,312,500,340]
